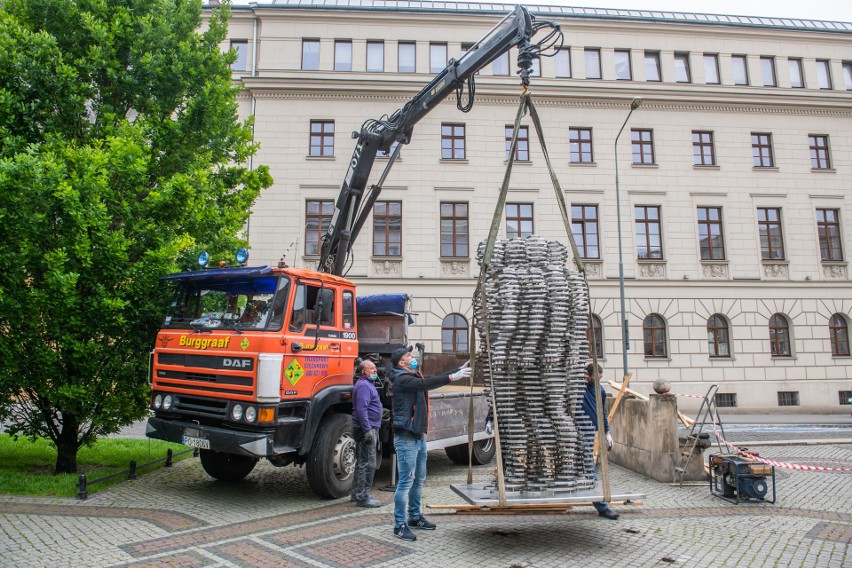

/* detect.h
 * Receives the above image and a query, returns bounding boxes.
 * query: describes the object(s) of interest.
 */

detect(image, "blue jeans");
[586,440,611,513]
[393,432,427,527]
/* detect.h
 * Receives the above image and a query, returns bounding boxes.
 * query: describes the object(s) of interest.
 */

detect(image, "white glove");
[449,362,471,382]
[605,432,614,450]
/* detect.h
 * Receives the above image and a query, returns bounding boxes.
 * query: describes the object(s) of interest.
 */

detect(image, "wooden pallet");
[427,500,644,515]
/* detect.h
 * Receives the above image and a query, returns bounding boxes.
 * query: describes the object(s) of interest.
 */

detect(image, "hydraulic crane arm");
[317,5,561,276]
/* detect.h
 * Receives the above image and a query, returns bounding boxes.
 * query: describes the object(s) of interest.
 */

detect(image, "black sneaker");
[598,507,620,520]
[394,523,417,541]
[409,516,436,530]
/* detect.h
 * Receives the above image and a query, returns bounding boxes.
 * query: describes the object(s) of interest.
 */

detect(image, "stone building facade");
[210,1,852,411]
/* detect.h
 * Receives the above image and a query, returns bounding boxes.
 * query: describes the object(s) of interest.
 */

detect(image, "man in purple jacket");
[351,359,383,507]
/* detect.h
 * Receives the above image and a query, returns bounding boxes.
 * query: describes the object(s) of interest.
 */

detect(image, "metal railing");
[76,447,197,499]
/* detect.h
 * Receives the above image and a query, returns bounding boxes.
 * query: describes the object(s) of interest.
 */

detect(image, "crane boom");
[317,5,560,276]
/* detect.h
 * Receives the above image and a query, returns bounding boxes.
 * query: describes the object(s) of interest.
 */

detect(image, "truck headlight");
[162,394,173,410]
[231,404,243,421]
[153,394,163,409]
[244,406,257,423]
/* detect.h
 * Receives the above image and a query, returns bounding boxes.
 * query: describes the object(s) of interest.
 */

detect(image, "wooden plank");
[427,500,642,513]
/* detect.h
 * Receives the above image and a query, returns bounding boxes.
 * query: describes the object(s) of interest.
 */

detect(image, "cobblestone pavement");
[1,440,850,568]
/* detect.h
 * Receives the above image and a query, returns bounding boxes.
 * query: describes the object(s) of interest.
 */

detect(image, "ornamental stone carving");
[763,263,789,280]
[441,261,469,276]
[702,263,728,279]
[583,262,602,279]
[373,260,401,276]
[823,264,847,280]
[639,262,666,279]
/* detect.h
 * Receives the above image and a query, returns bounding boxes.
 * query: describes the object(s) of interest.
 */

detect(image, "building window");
[230,40,248,72]
[777,391,799,406]
[788,58,804,88]
[840,390,852,405]
[555,48,571,77]
[816,209,843,261]
[769,314,792,357]
[615,49,632,80]
[372,201,402,256]
[635,205,663,260]
[571,205,599,259]
[751,133,774,167]
[505,125,529,161]
[643,314,668,358]
[430,43,447,73]
[703,54,720,84]
[441,123,465,160]
[697,206,725,260]
[816,59,832,89]
[707,314,731,358]
[506,203,533,239]
[715,393,737,408]
[732,54,749,85]
[644,51,661,81]
[367,41,384,72]
[674,52,691,83]
[757,208,785,260]
[442,314,468,354]
[585,48,601,79]
[809,135,831,169]
[302,39,320,71]
[830,314,850,356]
[334,40,353,71]
[844,61,852,90]
[530,58,541,77]
[377,141,400,159]
[569,127,593,163]
[760,56,776,87]
[398,41,416,73]
[309,120,334,157]
[692,131,715,166]
[305,200,334,256]
[631,129,654,165]
[492,51,510,76]
[588,314,604,359]
[440,202,469,258]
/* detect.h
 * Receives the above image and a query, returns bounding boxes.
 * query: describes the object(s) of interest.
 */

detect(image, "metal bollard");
[165,448,174,467]
[193,447,199,457]
[77,475,88,500]
[128,460,137,480]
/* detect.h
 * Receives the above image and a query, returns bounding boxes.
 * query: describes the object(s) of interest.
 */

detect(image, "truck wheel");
[445,438,496,465]
[307,413,355,498]
[199,450,258,482]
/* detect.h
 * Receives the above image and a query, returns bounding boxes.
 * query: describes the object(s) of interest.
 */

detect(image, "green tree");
[0,0,271,473]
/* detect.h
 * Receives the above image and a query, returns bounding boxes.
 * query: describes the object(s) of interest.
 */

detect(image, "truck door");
[283,281,350,399]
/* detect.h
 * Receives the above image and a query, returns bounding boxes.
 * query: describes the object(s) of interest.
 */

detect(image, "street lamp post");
[614,97,642,380]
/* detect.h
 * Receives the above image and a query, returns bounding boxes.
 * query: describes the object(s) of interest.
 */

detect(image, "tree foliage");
[0,0,271,472]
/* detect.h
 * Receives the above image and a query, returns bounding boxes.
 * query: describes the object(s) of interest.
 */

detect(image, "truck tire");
[199,450,258,482]
[306,413,356,499]
[445,438,496,466]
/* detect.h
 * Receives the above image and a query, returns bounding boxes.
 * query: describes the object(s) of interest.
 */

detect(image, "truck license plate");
[182,435,210,450]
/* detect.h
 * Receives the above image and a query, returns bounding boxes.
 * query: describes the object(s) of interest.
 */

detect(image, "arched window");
[769,314,791,357]
[442,314,468,354]
[707,314,730,358]
[586,314,604,359]
[643,314,667,358]
[829,314,850,356]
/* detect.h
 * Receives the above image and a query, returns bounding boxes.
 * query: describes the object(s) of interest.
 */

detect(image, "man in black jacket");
[389,346,470,541]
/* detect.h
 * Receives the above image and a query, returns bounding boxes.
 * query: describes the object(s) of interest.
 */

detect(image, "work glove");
[449,361,471,382]
[363,429,376,445]
[605,432,614,450]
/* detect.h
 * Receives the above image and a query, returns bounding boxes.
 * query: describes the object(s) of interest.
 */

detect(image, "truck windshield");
[163,276,291,332]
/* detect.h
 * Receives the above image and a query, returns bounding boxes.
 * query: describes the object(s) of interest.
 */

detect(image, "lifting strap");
[469,92,611,505]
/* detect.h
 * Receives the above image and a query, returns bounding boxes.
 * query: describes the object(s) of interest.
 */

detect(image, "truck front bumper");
[146,417,274,458]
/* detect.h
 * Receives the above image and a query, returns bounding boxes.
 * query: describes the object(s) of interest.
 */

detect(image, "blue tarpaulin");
[357,293,413,323]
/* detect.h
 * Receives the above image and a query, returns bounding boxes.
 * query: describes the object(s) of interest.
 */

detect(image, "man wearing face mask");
[351,359,383,507]
[389,346,471,541]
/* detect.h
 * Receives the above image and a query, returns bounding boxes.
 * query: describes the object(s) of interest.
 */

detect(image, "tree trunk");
[54,413,79,474]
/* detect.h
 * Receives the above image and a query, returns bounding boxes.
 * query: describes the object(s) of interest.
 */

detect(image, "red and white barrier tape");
[671,393,708,400]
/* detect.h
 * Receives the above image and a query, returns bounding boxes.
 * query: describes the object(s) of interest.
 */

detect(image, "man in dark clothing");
[390,346,470,541]
[351,359,383,507]
[583,362,619,520]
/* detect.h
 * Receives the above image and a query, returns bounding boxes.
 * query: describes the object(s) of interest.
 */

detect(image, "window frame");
[788,58,804,88]
[692,131,715,166]
[309,120,334,157]
[644,51,661,82]
[703,53,720,84]
[230,40,249,72]
[301,38,320,71]
[441,123,466,160]
[707,314,731,358]
[697,206,726,261]
[816,59,832,89]
[584,48,602,79]
[555,48,571,78]
[816,208,843,261]
[732,54,749,85]
[440,202,469,258]
[674,52,691,83]
[505,125,529,161]
[751,132,774,168]
[442,314,469,354]
[372,200,402,257]
[398,41,416,73]
[631,128,655,165]
[808,134,831,170]
[334,40,353,72]
[492,51,510,76]
[366,40,385,72]
[615,49,632,80]
[769,313,792,358]
[757,207,785,261]
[760,56,777,87]
[304,200,335,256]
[844,61,852,90]
[430,42,448,74]
[829,314,850,357]
[569,127,594,164]
[635,205,663,260]
[643,314,668,358]
[588,314,604,359]
[505,203,534,239]
[571,205,600,259]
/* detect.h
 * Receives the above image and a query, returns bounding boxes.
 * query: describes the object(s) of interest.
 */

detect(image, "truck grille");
[155,352,255,397]
[174,395,228,418]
